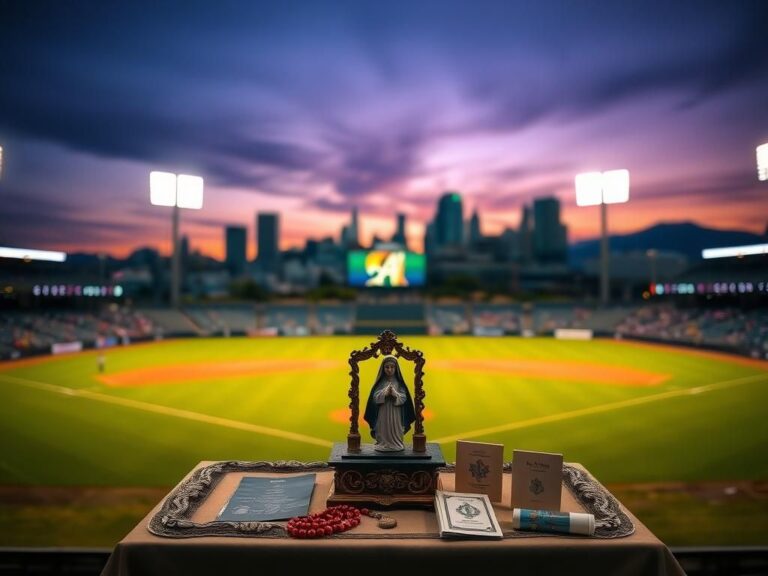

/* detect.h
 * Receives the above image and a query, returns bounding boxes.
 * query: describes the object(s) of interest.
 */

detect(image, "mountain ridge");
[569,221,765,266]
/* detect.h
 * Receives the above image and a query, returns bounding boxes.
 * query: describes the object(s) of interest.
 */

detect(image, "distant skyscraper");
[350,207,359,245]
[520,205,533,263]
[533,197,567,264]
[435,192,464,247]
[469,209,482,246]
[257,212,280,274]
[424,221,436,255]
[342,207,360,248]
[500,227,520,261]
[391,213,408,249]
[225,225,247,276]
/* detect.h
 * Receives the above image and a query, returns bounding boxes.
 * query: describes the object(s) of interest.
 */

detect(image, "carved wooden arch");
[346,330,426,453]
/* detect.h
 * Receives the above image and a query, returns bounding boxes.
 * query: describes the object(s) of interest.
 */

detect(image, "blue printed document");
[217,474,316,522]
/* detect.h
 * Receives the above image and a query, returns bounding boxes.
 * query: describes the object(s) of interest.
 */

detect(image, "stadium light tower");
[646,248,658,287]
[757,142,768,181]
[575,169,630,306]
[150,171,204,308]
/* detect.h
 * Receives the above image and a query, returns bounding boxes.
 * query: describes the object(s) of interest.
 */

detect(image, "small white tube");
[512,508,595,536]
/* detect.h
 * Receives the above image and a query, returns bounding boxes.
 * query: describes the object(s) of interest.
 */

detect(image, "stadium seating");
[182,306,252,335]
[315,304,354,334]
[2,302,765,360]
[138,309,197,337]
[427,303,469,335]
[471,303,523,335]
[0,308,156,359]
[614,304,767,358]
[260,304,310,336]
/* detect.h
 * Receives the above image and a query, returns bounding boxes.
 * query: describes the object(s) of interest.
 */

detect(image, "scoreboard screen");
[347,250,426,288]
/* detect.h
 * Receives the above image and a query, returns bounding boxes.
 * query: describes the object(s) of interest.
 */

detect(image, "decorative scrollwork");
[337,469,435,496]
[561,465,635,538]
[148,460,635,540]
[363,469,409,494]
[337,470,365,494]
[407,470,434,494]
[148,460,330,538]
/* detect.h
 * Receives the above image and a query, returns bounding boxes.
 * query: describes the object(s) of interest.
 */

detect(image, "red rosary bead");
[287,505,372,539]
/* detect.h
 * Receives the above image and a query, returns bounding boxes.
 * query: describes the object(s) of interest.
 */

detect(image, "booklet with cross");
[434,490,503,539]
[455,440,504,502]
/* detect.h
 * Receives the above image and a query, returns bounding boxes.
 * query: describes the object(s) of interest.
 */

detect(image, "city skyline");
[1,1,767,260]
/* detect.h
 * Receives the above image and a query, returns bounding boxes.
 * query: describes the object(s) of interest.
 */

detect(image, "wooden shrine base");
[326,483,436,509]
[326,442,446,510]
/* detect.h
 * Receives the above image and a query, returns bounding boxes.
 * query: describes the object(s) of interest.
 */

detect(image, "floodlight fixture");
[176,175,204,209]
[575,169,630,206]
[149,170,204,308]
[575,172,603,206]
[574,168,630,306]
[0,246,67,262]
[757,143,768,181]
[702,243,768,259]
[150,171,205,209]
[150,171,177,206]
[601,169,630,204]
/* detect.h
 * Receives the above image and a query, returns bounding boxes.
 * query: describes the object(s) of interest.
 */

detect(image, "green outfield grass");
[1,336,767,546]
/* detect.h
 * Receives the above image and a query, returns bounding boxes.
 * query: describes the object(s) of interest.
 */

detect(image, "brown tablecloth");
[101,462,685,576]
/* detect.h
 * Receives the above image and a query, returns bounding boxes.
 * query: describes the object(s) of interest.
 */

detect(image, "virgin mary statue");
[363,356,416,452]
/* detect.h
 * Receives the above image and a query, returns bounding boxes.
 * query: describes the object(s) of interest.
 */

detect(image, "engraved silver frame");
[148,461,634,539]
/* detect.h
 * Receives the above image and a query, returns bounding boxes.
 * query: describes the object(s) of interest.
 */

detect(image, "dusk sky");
[1,0,767,260]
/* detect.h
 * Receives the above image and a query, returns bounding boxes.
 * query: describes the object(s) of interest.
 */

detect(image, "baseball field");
[1,336,767,546]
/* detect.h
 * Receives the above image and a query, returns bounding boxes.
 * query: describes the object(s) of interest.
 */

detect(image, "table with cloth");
[100,460,685,576]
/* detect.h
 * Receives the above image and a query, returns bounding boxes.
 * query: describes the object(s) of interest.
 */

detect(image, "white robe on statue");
[372,382,407,452]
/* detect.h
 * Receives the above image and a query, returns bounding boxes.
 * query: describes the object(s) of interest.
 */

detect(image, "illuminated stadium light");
[757,142,768,181]
[575,169,630,206]
[150,171,177,206]
[601,169,630,204]
[150,170,204,308]
[702,243,768,259]
[0,246,67,262]
[574,169,630,305]
[176,175,204,209]
[574,172,603,206]
[150,171,204,209]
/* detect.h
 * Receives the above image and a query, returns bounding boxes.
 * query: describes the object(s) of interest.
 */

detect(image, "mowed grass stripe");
[0,374,332,449]
[434,372,768,444]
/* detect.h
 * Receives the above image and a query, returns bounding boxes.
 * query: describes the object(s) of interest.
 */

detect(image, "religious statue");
[328,330,444,507]
[363,356,416,452]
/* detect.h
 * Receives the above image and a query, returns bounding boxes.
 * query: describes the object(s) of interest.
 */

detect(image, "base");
[327,442,445,509]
